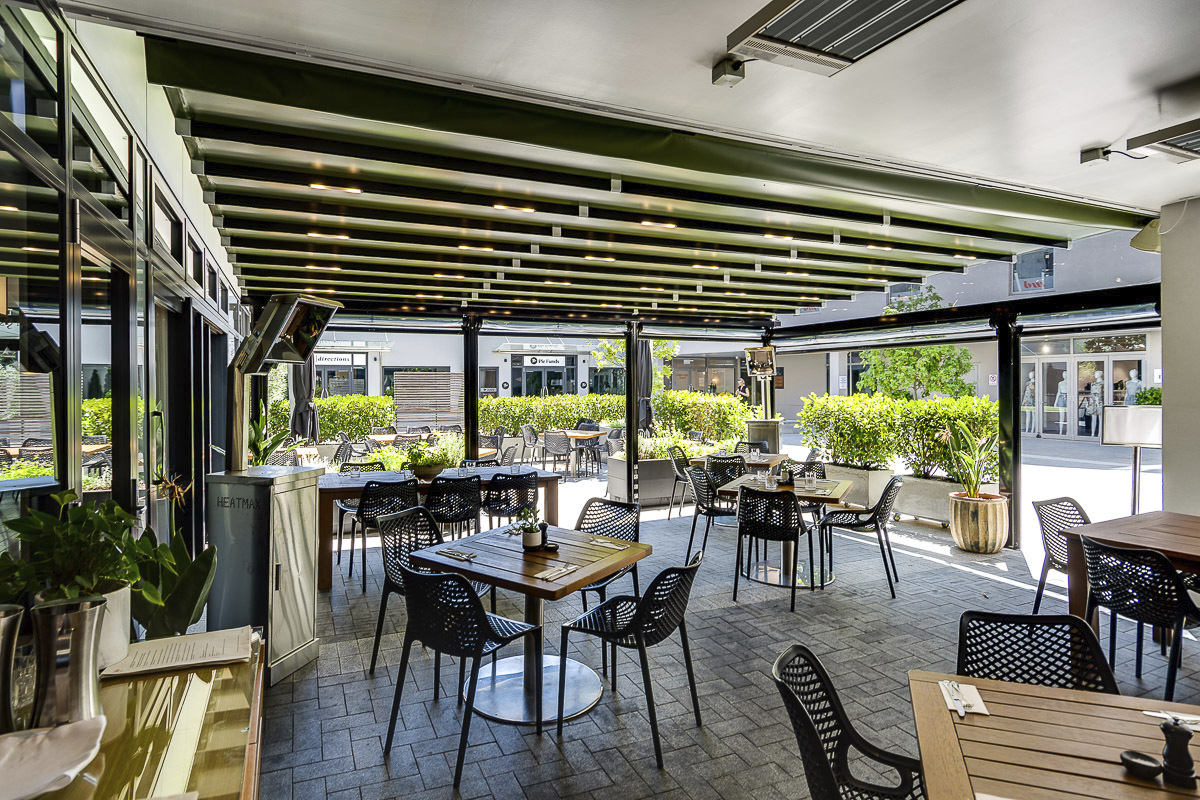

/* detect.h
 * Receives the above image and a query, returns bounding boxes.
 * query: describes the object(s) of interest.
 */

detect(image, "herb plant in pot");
[405,441,447,481]
[946,421,1007,554]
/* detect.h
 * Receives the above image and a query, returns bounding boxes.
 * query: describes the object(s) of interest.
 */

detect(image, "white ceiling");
[64,0,1200,213]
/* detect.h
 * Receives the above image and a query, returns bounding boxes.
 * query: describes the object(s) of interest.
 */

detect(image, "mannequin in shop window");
[1083,370,1105,437]
[1124,369,1143,405]
[1054,371,1068,435]
[1021,371,1036,433]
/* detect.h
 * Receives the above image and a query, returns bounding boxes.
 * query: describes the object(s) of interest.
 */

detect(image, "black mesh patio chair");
[705,454,746,493]
[408,425,432,434]
[391,433,421,449]
[370,426,397,435]
[82,435,108,444]
[331,440,357,465]
[346,478,419,592]
[17,449,53,465]
[782,457,828,525]
[1031,497,1090,614]
[666,445,694,520]
[687,430,703,442]
[521,424,544,465]
[335,430,350,443]
[427,475,482,539]
[335,462,386,561]
[384,564,541,788]
[556,552,703,769]
[460,458,499,468]
[574,417,596,428]
[438,424,464,434]
[369,507,495,675]
[686,467,735,560]
[478,434,501,451]
[481,470,538,527]
[500,444,519,465]
[491,425,507,439]
[267,447,298,466]
[735,440,770,455]
[83,451,111,475]
[575,498,640,614]
[956,610,1119,694]
[773,644,923,800]
[572,423,602,477]
[542,430,572,474]
[605,437,624,458]
[818,476,905,598]
[0,450,11,468]
[426,433,441,449]
[362,438,382,453]
[735,486,808,612]
[1081,535,1200,700]
[22,438,51,447]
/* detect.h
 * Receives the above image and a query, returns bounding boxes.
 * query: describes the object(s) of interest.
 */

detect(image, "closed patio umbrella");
[290,354,320,442]
[637,338,653,432]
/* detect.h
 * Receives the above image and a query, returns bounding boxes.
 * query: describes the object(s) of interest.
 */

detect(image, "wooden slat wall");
[392,372,465,430]
[0,373,53,444]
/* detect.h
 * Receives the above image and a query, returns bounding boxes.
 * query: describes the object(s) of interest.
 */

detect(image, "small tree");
[857,287,975,400]
[592,339,680,393]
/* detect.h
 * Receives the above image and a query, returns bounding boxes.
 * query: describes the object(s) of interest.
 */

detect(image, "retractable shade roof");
[144,37,1151,330]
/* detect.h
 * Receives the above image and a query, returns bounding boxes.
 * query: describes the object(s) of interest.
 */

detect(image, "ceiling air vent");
[727,0,966,77]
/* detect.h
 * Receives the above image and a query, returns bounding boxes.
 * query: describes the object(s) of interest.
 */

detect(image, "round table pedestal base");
[467,655,603,725]
[746,560,836,588]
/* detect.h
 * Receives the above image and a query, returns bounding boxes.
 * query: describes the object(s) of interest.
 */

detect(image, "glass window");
[887,283,921,305]
[1012,248,1054,294]
[221,285,229,313]
[70,121,128,222]
[207,267,217,302]
[1073,334,1147,353]
[480,367,498,397]
[1041,362,1069,437]
[153,194,181,262]
[81,251,113,495]
[190,242,203,285]
[70,59,128,172]
[588,366,625,395]
[133,150,147,242]
[0,6,59,160]
[0,162,62,492]
[849,351,869,394]
[1022,337,1070,356]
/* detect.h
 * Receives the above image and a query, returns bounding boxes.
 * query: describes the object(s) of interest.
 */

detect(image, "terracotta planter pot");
[411,463,447,481]
[948,492,1009,554]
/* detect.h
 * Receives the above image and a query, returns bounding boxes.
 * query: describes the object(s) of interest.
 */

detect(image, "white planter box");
[895,475,1000,525]
[607,456,678,507]
[825,465,894,509]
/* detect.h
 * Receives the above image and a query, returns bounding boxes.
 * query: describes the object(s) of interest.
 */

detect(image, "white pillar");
[1160,197,1200,514]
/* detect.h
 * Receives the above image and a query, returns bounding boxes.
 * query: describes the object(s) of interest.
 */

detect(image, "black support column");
[463,314,480,459]
[992,311,1022,548]
[624,320,640,504]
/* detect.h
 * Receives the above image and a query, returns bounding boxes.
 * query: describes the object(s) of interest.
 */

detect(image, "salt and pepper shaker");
[1162,717,1197,789]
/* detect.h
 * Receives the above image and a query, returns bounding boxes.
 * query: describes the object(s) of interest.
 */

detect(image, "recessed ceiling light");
[306,232,350,240]
[0,206,19,212]
[81,276,102,282]
[724,291,747,296]
[415,294,443,299]
[305,264,341,271]
[600,303,623,308]
[640,220,677,228]
[641,286,665,292]
[458,245,494,252]
[584,255,616,261]
[21,246,57,253]
[303,288,336,294]
[866,244,893,251]
[434,273,465,279]
[544,280,572,285]
[691,264,719,270]
[763,233,793,241]
[493,203,536,213]
[309,183,362,194]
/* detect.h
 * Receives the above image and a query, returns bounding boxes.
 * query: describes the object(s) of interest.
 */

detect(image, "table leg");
[317,492,333,591]
[1066,534,1091,628]
[543,479,559,527]
[524,595,543,696]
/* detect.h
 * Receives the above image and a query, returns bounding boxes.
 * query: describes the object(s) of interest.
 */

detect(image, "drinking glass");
[350,465,360,479]
[805,472,816,490]
[765,475,777,490]
[510,463,520,474]
[458,466,467,477]
[751,447,760,460]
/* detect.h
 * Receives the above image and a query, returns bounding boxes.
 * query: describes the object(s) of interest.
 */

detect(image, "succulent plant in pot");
[945,421,1007,554]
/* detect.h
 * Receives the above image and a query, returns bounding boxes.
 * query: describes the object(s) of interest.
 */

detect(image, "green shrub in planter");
[81,397,145,441]
[1135,386,1162,405]
[635,430,737,460]
[796,393,898,470]
[652,391,758,441]
[895,396,998,479]
[479,394,626,433]
[267,395,395,440]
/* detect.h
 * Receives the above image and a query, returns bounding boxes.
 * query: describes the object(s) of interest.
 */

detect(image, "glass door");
[1020,360,1037,434]
[1112,358,1145,406]
[1041,361,1069,437]
[523,369,544,397]
[545,369,564,395]
[1076,360,1104,439]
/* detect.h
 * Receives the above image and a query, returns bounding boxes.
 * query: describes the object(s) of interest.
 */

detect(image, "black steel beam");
[992,312,1022,549]
[463,314,480,460]
[625,320,640,504]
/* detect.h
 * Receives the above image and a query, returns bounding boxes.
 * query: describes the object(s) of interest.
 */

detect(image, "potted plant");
[797,394,897,508]
[893,397,999,526]
[405,441,448,481]
[946,420,1008,554]
[248,399,296,466]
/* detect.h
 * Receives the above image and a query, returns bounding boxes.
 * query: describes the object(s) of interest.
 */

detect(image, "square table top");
[557,429,604,440]
[1067,511,1200,563]
[411,525,651,601]
[317,465,559,491]
[6,443,110,457]
[910,669,1200,799]
[689,452,788,469]
[716,474,852,505]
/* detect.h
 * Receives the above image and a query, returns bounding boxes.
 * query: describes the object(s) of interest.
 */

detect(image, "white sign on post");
[988,374,998,386]
[838,376,848,390]
[526,355,566,367]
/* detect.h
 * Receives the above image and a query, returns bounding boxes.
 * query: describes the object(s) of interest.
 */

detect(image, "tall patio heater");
[744,345,780,453]
[207,294,341,683]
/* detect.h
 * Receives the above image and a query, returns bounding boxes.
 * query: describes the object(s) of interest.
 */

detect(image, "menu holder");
[102,626,254,679]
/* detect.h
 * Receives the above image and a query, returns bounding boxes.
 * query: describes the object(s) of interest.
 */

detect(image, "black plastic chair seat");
[482,612,538,653]
[820,508,873,527]
[564,596,639,645]
[336,498,360,511]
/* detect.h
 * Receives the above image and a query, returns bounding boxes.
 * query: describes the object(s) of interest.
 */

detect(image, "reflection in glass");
[1020,361,1037,434]
[71,123,129,223]
[0,6,59,158]
[1111,358,1145,406]
[81,252,113,495]
[1077,361,1104,438]
[1041,361,1068,437]
[1073,334,1147,354]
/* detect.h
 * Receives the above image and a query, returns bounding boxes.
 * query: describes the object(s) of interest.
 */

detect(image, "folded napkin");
[0,716,107,800]
[938,681,989,715]
[535,565,578,581]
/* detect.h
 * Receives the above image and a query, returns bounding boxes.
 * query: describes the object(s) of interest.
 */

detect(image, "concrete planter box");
[607,456,677,507]
[895,475,1000,526]
[825,464,893,508]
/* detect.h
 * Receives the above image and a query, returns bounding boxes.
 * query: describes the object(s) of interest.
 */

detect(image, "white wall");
[1161,197,1200,514]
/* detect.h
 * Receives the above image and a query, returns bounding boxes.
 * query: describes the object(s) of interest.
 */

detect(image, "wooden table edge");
[908,670,973,800]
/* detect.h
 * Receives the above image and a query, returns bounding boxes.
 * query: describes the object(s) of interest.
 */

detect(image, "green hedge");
[268,395,395,440]
[81,398,145,441]
[797,393,998,477]
[478,391,756,440]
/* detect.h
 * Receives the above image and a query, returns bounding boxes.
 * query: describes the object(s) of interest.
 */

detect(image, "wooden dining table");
[412,525,651,724]
[5,443,110,458]
[910,669,1200,799]
[1063,511,1200,620]
[560,429,603,477]
[314,466,561,591]
[716,474,853,589]
[689,452,788,470]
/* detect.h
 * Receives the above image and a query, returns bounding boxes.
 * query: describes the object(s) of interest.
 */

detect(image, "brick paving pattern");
[262,504,1200,799]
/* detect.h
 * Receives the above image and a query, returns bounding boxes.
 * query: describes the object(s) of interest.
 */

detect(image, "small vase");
[522,525,541,551]
[0,604,23,734]
[30,596,106,728]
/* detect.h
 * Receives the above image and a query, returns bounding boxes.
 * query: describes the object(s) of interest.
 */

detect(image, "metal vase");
[30,596,105,728]
[0,604,23,734]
